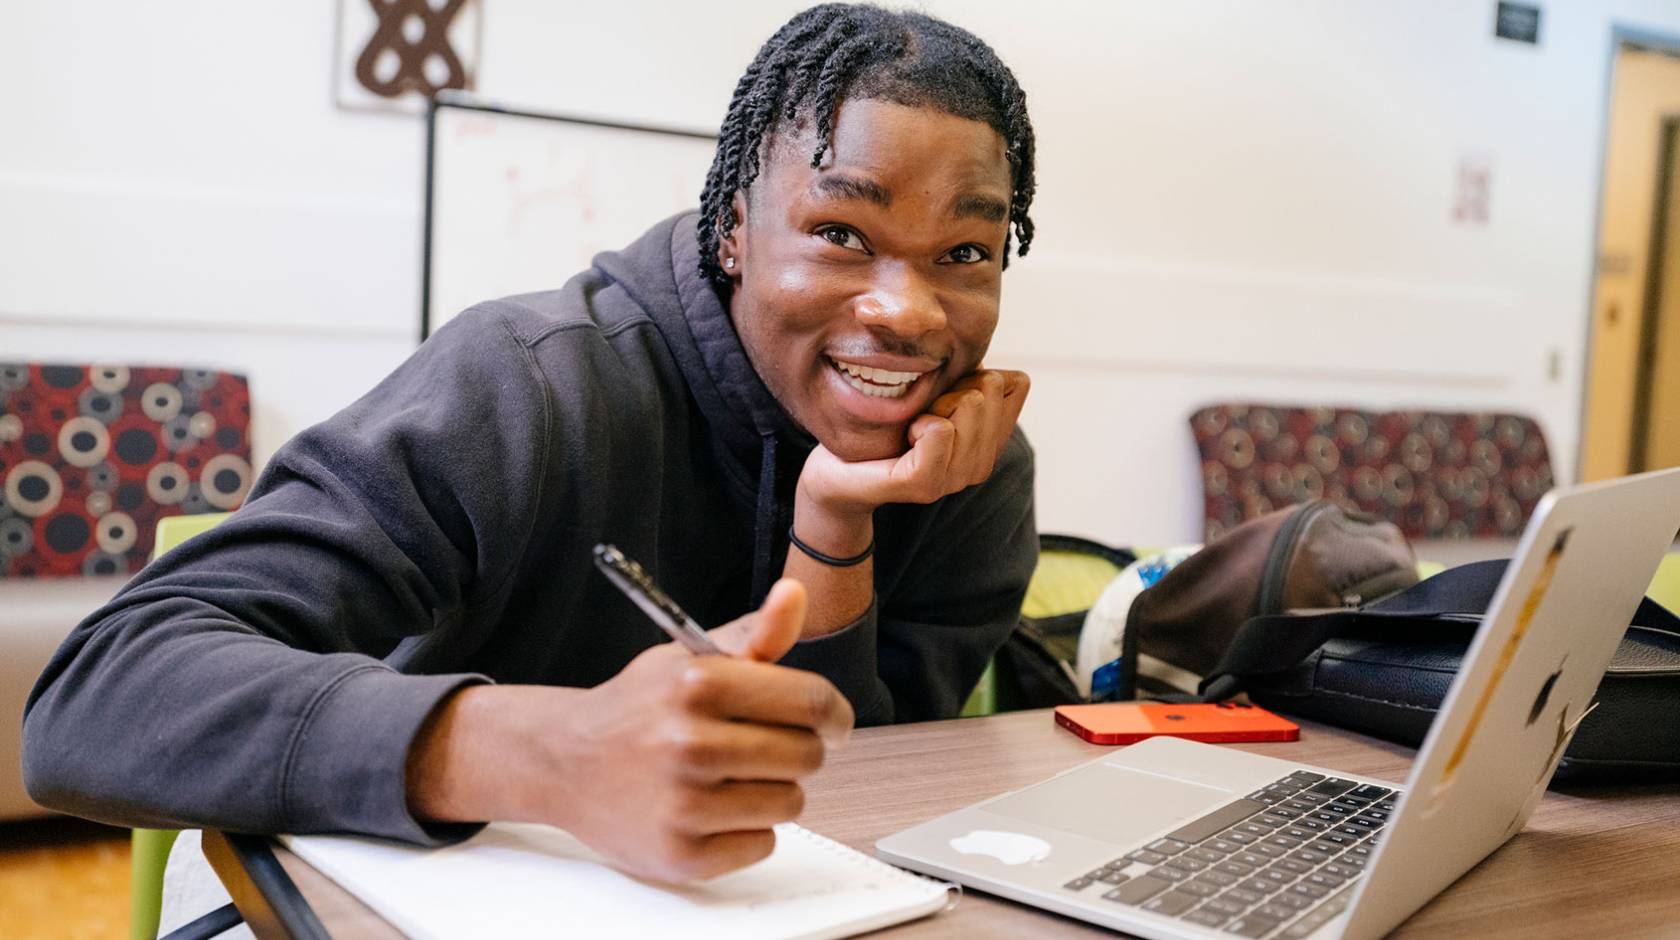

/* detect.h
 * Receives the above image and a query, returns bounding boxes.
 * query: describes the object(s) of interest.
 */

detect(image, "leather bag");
[1210,560,1680,784]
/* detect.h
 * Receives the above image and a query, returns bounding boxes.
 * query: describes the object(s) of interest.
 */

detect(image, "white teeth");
[841,372,911,398]
[828,358,923,399]
[829,357,927,391]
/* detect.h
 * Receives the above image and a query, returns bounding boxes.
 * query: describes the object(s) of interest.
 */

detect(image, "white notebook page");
[282,822,953,939]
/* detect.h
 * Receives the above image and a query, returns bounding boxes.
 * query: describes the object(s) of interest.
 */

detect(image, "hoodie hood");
[593,212,816,605]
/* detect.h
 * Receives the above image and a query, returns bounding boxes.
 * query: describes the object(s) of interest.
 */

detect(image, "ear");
[716,191,748,281]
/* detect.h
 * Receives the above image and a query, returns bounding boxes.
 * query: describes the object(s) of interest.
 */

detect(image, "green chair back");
[130,512,230,940]
[1650,553,1680,614]
[960,536,1131,717]
[1022,549,1130,621]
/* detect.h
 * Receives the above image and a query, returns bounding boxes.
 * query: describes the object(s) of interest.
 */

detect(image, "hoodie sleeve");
[780,429,1038,725]
[21,308,554,844]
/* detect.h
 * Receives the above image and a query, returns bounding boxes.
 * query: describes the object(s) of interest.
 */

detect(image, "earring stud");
[724,257,735,270]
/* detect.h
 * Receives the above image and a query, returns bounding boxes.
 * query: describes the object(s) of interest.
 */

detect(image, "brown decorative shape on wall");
[354,0,471,100]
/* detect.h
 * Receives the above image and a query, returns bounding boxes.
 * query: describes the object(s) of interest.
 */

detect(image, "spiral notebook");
[281,822,955,939]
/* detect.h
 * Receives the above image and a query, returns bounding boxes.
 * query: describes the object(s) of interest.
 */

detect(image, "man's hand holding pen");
[405,578,854,883]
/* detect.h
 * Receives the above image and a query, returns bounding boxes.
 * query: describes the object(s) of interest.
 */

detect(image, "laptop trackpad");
[982,765,1234,846]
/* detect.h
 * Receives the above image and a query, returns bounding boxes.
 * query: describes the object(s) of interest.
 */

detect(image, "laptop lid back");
[1340,468,1680,940]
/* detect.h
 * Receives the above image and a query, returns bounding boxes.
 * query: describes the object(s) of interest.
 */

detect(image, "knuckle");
[669,838,728,881]
[667,721,717,769]
[746,830,777,864]
[780,783,807,820]
[909,474,943,502]
[657,833,705,879]
[730,831,777,873]
[803,680,836,726]
[830,690,855,728]
[676,855,720,882]
[653,791,685,832]
[669,783,710,825]
[797,736,826,774]
[674,661,718,709]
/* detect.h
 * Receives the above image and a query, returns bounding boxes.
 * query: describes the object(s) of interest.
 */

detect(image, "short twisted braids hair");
[697,3,1037,288]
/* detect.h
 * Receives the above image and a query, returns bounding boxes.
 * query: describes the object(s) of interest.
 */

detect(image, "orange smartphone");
[1054,702,1300,745]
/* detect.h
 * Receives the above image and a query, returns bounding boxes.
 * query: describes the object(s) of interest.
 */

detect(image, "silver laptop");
[878,468,1680,939]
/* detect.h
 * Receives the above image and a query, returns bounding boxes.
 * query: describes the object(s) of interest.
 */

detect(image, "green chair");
[131,512,230,940]
[961,536,1132,717]
[1648,553,1680,614]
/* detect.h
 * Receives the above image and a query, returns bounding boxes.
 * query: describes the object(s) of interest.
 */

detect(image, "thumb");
[709,578,807,662]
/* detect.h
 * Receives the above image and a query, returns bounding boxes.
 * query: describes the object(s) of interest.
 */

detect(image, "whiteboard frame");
[421,93,718,342]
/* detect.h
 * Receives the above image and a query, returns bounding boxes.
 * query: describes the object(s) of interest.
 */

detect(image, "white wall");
[7,1,1680,540]
[0,1,424,467]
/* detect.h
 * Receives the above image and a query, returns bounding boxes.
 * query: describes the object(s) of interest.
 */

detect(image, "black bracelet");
[787,525,874,567]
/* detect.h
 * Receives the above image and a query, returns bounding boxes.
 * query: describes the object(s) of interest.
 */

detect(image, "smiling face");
[719,97,1014,462]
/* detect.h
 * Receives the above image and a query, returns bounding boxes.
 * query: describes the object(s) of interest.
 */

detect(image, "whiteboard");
[423,96,718,339]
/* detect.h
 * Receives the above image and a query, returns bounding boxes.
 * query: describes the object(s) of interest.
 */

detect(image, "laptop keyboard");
[1061,770,1401,938]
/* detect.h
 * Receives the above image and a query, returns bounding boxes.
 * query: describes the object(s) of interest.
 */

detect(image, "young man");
[24,3,1040,884]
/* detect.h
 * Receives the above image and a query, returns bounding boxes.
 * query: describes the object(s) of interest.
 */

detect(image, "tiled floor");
[0,817,130,940]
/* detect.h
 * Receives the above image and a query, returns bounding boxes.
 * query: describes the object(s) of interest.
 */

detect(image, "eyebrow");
[809,173,1009,224]
[953,193,1009,223]
[811,173,892,208]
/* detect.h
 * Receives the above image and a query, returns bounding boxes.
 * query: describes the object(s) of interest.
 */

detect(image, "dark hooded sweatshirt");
[21,212,1037,845]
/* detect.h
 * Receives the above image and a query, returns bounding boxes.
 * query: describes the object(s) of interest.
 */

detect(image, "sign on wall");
[1495,2,1542,45]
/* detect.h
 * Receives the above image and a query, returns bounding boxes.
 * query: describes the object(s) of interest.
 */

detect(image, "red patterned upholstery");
[1191,404,1553,541]
[0,363,253,578]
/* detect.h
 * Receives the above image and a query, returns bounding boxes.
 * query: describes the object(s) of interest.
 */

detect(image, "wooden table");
[208,710,1680,938]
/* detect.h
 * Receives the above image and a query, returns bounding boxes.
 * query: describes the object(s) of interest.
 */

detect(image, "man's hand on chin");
[798,367,1031,515]
[785,367,1030,640]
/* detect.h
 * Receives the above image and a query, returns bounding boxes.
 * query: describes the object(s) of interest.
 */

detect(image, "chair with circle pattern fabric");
[0,363,254,578]
[1190,403,1554,542]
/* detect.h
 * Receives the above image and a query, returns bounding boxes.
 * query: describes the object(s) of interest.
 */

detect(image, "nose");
[853,262,947,337]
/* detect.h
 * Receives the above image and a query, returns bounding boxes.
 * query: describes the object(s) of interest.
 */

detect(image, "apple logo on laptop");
[949,830,1052,865]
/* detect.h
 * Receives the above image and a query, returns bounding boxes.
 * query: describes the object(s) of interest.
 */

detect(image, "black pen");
[592,544,723,655]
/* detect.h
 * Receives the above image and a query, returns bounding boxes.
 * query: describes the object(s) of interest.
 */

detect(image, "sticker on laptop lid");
[1425,528,1570,814]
